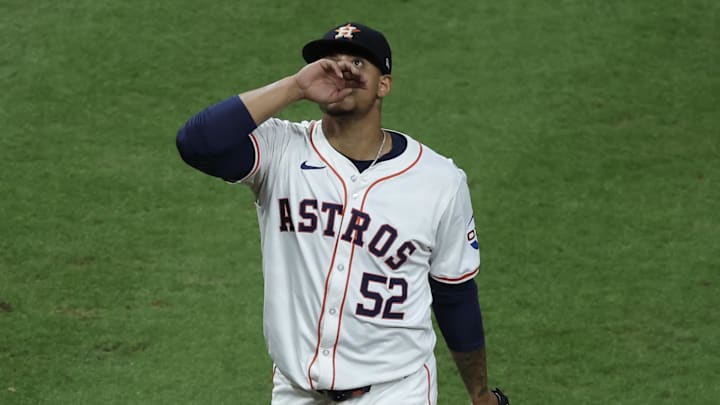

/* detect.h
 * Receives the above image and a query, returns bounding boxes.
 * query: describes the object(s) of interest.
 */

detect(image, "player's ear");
[377,74,392,98]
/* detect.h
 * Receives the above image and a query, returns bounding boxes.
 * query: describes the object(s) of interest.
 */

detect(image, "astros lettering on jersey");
[236,118,480,390]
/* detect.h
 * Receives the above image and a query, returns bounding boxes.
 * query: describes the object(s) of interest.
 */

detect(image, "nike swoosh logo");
[301,161,326,170]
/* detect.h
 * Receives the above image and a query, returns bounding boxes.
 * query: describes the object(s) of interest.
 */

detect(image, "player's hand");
[472,388,509,405]
[471,391,498,405]
[292,59,366,104]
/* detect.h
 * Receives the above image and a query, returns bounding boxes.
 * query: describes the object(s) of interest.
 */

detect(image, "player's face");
[320,53,392,117]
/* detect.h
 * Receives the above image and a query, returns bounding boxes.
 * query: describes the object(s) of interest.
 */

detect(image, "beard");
[321,104,356,117]
[319,94,376,118]
[319,94,357,116]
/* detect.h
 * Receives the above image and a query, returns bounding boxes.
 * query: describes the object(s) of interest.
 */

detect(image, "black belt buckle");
[318,385,371,402]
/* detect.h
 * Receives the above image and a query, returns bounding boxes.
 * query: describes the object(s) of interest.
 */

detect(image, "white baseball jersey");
[236,117,480,391]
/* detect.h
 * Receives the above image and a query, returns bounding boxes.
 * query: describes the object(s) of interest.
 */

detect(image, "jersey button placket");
[317,184,363,387]
[316,240,351,387]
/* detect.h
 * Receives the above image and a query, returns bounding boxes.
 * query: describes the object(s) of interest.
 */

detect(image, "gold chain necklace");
[367,130,387,170]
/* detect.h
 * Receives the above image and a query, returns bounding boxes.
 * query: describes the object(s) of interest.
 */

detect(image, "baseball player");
[176,22,509,404]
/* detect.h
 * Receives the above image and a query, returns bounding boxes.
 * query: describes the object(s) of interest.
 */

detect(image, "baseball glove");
[492,388,510,405]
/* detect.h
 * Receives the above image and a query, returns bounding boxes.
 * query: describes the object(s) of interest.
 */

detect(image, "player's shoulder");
[254,117,314,138]
[393,129,468,184]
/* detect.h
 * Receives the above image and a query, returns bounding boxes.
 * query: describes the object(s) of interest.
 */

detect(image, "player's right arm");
[241,59,362,124]
[175,59,363,181]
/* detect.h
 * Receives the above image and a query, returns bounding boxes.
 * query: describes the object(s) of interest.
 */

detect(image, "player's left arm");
[429,173,508,405]
[450,347,494,405]
[431,279,502,405]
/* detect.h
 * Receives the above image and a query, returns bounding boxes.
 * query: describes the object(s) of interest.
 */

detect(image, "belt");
[317,385,371,402]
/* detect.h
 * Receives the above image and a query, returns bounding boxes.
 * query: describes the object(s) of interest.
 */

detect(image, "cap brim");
[302,40,384,73]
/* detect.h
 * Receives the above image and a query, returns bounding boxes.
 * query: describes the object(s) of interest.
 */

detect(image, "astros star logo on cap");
[335,24,361,39]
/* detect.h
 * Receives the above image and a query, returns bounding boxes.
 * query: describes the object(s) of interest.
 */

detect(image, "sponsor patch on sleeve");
[466,215,479,250]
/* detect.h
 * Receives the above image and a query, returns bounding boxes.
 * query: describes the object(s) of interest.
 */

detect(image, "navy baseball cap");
[302,22,392,74]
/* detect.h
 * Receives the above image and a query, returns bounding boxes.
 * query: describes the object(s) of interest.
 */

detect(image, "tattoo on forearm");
[451,347,489,400]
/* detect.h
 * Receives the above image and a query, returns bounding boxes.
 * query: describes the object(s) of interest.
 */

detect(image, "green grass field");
[2,0,719,403]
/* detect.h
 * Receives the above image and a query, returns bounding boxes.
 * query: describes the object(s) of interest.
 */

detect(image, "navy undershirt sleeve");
[176,96,258,181]
[430,277,486,352]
